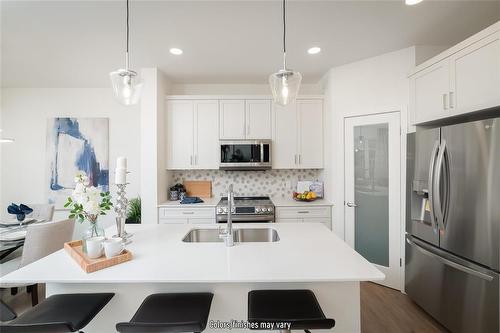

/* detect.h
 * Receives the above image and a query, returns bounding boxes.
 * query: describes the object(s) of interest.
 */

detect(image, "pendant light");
[110,0,143,106]
[0,129,14,143]
[269,0,302,106]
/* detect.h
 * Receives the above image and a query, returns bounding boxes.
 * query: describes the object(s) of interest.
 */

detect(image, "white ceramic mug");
[103,238,125,258]
[86,236,105,259]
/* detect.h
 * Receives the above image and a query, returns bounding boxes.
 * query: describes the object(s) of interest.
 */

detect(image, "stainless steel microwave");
[219,140,272,170]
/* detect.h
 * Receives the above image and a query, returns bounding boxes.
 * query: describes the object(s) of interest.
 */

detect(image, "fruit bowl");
[292,191,318,202]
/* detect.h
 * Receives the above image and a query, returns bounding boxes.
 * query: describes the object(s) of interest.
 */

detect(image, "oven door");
[220,140,271,170]
[216,214,274,223]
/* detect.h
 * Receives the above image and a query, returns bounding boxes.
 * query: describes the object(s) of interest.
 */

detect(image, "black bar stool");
[248,289,335,332]
[116,292,214,333]
[0,293,114,333]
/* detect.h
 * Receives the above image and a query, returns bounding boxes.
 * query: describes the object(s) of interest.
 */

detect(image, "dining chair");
[26,204,55,222]
[0,219,75,307]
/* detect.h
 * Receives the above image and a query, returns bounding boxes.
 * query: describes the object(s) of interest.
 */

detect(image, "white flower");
[74,171,89,184]
[83,199,101,216]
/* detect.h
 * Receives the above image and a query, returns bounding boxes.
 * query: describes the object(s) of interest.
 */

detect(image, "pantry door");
[344,112,401,289]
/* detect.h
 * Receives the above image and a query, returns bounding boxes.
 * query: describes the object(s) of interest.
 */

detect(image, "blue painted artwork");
[46,118,109,208]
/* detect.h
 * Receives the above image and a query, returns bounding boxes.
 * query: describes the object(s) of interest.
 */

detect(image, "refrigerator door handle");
[428,141,440,233]
[434,140,449,232]
[406,237,495,282]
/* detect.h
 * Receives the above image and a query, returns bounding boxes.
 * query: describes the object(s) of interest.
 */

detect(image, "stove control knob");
[231,207,236,213]
[255,207,261,213]
[267,207,273,212]
[222,207,228,213]
[217,207,222,214]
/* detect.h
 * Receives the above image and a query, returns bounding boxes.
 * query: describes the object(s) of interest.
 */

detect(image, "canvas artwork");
[46,118,109,208]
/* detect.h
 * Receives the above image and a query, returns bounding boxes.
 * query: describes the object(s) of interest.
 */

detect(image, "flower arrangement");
[64,171,113,237]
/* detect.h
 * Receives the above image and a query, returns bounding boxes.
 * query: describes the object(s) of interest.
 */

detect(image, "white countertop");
[158,197,220,207]
[271,197,334,207]
[1,223,383,284]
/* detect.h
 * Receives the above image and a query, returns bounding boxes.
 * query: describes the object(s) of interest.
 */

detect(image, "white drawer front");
[188,218,216,224]
[276,206,330,219]
[159,207,215,219]
[159,218,188,224]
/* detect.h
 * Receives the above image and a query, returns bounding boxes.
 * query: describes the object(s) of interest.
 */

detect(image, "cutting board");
[184,181,212,198]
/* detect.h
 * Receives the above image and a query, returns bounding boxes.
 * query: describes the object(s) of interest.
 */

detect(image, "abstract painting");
[46,118,109,208]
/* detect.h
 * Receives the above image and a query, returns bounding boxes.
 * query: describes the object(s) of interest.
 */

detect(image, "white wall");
[169,83,323,95]
[0,88,141,236]
[321,47,417,290]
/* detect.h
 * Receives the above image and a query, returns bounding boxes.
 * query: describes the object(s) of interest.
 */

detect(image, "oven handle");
[217,215,274,222]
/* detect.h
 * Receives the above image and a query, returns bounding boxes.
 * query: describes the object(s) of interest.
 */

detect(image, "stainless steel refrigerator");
[406,116,500,333]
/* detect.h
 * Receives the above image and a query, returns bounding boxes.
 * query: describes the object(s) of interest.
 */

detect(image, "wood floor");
[361,282,449,333]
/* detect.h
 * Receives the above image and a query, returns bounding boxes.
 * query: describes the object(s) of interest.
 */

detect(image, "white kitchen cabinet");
[272,99,323,169]
[194,101,220,169]
[166,100,194,169]
[410,24,500,125]
[158,207,215,224]
[298,100,323,168]
[276,206,331,229]
[410,60,451,124]
[166,100,219,170]
[450,31,500,115]
[219,100,246,139]
[245,100,272,139]
[220,99,272,140]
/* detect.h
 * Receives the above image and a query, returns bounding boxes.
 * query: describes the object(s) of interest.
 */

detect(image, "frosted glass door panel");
[354,123,389,266]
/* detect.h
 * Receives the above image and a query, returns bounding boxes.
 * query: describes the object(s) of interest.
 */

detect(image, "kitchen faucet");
[219,184,235,247]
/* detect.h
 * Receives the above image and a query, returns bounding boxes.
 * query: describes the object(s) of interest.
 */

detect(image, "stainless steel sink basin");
[182,228,280,243]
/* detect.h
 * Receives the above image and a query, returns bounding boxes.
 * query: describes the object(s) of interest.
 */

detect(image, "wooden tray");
[64,240,132,273]
[184,180,212,198]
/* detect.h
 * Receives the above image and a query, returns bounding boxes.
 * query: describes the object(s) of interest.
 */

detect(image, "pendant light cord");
[125,0,130,69]
[282,0,287,69]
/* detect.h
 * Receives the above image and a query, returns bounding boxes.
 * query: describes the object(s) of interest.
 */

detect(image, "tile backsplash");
[171,169,323,198]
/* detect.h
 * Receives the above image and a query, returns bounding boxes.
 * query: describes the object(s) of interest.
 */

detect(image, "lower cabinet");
[276,206,332,229]
[158,207,216,224]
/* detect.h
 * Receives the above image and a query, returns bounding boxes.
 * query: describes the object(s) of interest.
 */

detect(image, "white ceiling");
[1,0,499,87]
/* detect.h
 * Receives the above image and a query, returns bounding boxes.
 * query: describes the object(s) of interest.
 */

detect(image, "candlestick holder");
[114,183,133,244]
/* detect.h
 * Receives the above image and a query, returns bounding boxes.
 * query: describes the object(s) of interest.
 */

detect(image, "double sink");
[183,228,280,243]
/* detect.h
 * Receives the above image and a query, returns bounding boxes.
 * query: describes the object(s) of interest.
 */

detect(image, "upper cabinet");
[219,99,272,140]
[273,99,323,169]
[450,32,500,113]
[166,100,219,170]
[410,24,500,125]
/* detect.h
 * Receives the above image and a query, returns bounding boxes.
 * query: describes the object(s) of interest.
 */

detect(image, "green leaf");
[68,214,75,218]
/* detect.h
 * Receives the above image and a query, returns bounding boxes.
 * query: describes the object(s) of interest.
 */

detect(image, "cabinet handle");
[442,94,448,110]
[190,156,193,165]
[298,154,301,164]
[297,211,310,214]
[247,124,250,135]
[294,154,298,165]
[182,211,195,215]
[194,154,198,165]
[449,91,454,109]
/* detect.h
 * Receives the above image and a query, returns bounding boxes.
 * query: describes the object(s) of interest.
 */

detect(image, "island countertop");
[1,223,384,284]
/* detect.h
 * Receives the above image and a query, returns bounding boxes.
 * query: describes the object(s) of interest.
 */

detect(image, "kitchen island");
[1,223,383,332]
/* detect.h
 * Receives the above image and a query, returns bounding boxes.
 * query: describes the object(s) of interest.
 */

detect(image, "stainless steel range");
[216,196,275,223]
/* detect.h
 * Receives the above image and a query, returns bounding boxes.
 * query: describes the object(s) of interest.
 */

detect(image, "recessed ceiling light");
[405,0,423,5]
[169,48,183,55]
[307,47,321,55]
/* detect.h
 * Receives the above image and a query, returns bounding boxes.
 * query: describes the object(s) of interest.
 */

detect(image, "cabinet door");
[219,100,246,139]
[411,60,450,124]
[450,32,500,114]
[272,102,299,169]
[246,100,272,139]
[194,100,219,169]
[166,100,194,169]
[298,100,323,169]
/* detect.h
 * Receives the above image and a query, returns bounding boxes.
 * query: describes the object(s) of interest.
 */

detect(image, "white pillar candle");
[116,157,127,170]
[115,168,127,185]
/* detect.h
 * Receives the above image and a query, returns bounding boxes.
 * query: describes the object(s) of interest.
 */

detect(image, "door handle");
[407,237,494,282]
[428,141,440,233]
[346,202,358,208]
[434,140,447,232]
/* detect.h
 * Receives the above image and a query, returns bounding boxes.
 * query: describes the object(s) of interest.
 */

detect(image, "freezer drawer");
[406,235,499,333]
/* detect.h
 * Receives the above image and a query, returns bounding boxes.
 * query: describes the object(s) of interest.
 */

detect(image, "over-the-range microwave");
[219,140,271,170]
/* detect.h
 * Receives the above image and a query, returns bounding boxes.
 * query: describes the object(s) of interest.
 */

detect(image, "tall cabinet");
[166,100,219,170]
[273,99,323,169]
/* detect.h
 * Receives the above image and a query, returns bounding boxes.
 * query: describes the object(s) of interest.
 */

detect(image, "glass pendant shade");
[110,69,143,106]
[269,69,302,106]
